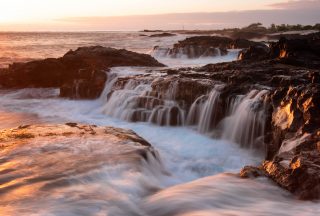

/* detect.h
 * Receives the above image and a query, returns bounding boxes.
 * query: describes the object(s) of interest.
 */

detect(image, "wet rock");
[238,44,270,61]
[269,33,320,68]
[151,76,215,107]
[267,83,320,159]
[167,36,265,58]
[0,46,165,99]
[62,46,165,69]
[263,150,320,200]
[168,36,232,58]
[240,166,265,178]
[229,38,265,49]
[60,69,107,99]
[0,124,152,149]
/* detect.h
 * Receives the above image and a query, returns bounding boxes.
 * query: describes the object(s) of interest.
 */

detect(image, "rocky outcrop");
[149,33,176,37]
[99,54,320,198]
[0,46,165,99]
[0,123,152,148]
[239,32,320,68]
[263,145,320,200]
[165,36,266,58]
[269,34,320,68]
[238,44,270,61]
[59,68,108,99]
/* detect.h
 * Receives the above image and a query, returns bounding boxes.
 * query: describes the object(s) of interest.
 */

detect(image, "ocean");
[0,32,319,216]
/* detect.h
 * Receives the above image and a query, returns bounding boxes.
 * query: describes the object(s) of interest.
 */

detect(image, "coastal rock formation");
[0,123,152,148]
[239,32,320,68]
[0,46,165,99]
[149,33,176,37]
[269,33,320,68]
[163,36,265,58]
[1,34,320,199]
[263,145,320,200]
[238,44,270,60]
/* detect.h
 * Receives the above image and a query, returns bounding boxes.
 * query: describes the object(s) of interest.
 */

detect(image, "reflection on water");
[0,111,41,130]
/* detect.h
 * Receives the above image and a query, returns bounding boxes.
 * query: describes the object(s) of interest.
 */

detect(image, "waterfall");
[100,69,269,149]
[187,86,223,134]
[221,90,269,149]
[100,70,186,126]
[151,46,225,59]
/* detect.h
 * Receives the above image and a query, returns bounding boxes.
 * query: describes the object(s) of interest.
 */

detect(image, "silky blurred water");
[0,33,319,215]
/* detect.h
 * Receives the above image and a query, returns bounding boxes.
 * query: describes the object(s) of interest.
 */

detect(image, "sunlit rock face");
[268,84,320,157]
[0,123,170,215]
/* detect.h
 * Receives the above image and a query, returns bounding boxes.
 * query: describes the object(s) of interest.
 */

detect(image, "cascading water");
[152,46,224,59]
[0,32,318,216]
[187,87,269,150]
[221,89,269,149]
[187,86,223,134]
[101,71,270,150]
[100,68,186,126]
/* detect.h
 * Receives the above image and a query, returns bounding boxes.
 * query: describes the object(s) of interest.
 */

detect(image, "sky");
[0,0,319,31]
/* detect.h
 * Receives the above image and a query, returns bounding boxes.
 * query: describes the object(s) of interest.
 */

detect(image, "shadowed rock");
[0,46,165,99]
[149,33,176,37]
[166,36,264,58]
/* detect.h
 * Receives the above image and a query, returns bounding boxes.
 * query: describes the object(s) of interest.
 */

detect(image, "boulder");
[263,148,320,200]
[238,44,270,61]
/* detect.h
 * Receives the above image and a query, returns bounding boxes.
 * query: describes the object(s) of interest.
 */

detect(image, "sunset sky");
[0,0,319,31]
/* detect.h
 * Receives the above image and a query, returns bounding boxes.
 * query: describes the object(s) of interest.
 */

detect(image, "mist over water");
[0,32,319,215]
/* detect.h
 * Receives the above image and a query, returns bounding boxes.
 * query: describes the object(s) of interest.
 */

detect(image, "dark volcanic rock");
[59,69,107,99]
[62,46,165,69]
[168,36,266,58]
[229,31,265,40]
[0,46,165,99]
[151,76,215,107]
[149,33,176,37]
[267,83,320,159]
[263,147,320,200]
[269,33,320,68]
[240,166,265,178]
[238,44,270,61]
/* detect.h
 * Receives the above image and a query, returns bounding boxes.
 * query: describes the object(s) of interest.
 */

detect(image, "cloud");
[269,0,320,10]
[2,7,320,31]
[53,9,320,31]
